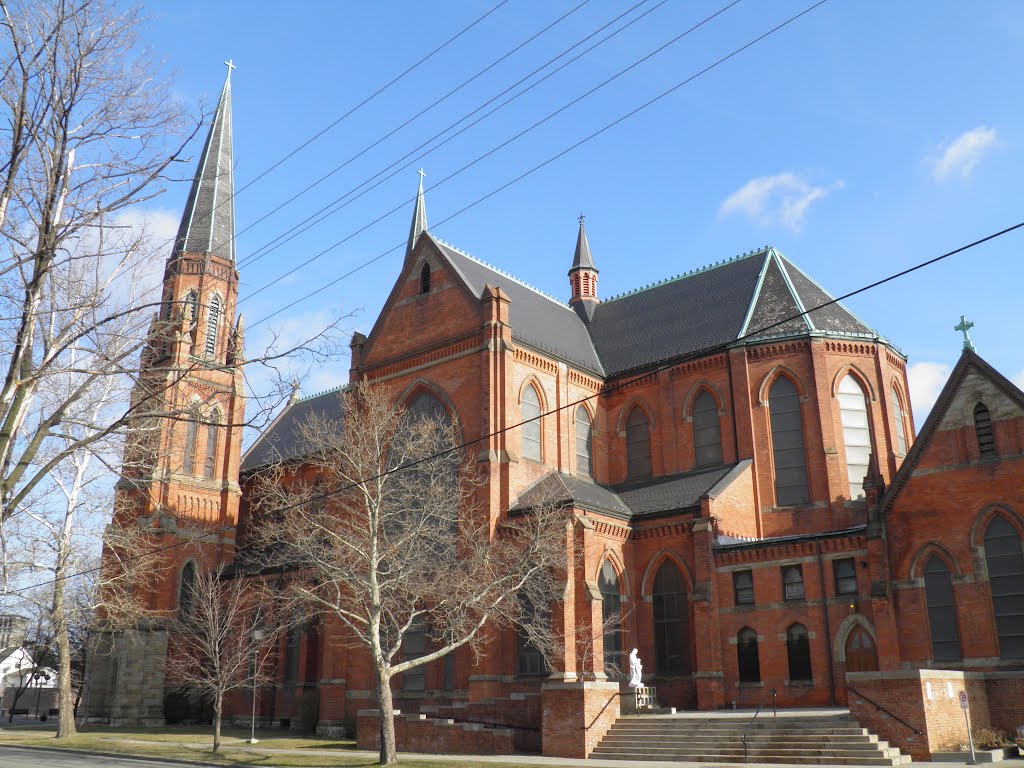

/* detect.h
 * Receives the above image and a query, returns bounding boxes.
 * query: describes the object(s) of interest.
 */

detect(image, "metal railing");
[741,687,777,763]
[847,685,922,735]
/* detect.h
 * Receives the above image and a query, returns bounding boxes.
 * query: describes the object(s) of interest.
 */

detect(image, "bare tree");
[164,564,282,754]
[253,382,568,766]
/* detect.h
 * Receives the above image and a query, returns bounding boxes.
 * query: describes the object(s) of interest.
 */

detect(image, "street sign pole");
[959,691,976,765]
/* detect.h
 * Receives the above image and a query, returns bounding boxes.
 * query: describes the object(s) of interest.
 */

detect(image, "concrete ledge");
[932,747,1020,763]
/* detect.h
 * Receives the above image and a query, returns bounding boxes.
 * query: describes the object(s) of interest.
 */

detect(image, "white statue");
[628,648,643,688]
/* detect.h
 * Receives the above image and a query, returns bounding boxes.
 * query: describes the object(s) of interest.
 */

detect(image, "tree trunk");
[213,695,222,753]
[375,668,396,766]
[54,593,77,736]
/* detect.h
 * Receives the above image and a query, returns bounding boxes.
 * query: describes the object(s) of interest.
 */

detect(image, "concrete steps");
[592,711,912,765]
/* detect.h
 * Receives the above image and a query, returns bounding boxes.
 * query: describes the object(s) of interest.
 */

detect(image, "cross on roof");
[224,59,237,80]
[954,315,976,352]
[417,168,426,180]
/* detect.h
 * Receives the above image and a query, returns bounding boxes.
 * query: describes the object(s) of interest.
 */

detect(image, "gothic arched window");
[186,290,198,325]
[204,294,222,359]
[892,386,908,455]
[420,263,431,294]
[737,627,760,683]
[786,623,812,682]
[407,390,450,426]
[178,561,196,619]
[599,560,623,676]
[516,591,548,677]
[692,390,722,467]
[575,406,593,478]
[924,555,961,662]
[182,410,199,476]
[838,374,872,500]
[521,385,542,462]
[769,376,808,506]
[625,406,651,480]
[204,411,220,480]
[984,516,1024,658]
[652,560,690,675]
[974,403,996,458]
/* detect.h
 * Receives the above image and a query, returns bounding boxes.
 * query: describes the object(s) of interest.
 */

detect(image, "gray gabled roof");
[511,463,739,520]
[173,71,235,262]
[241,387,346,472]
[430,236,605,375]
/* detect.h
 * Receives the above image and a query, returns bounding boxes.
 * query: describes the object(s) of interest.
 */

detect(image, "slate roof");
[511,463,739,520]
[431,237,605,375]
[241,386,346,472]
[570,217,596,272]
[174,71,235,262]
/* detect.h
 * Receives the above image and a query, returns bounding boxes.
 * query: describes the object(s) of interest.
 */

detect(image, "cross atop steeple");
[954,315,976,352]
[406,169,428,260]
[224,59,237,79]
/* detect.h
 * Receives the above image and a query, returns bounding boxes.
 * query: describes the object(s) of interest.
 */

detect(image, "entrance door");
[845,625,879,672]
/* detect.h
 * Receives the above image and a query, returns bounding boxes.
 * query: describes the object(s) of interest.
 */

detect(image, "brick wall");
[356,708,515,755]
[541,680,620,759]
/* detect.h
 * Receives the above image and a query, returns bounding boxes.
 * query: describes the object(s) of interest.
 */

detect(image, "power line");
[7,219,1023,597]
[227,0,597,259]
[245,0,817,325]
[234,0,666,270]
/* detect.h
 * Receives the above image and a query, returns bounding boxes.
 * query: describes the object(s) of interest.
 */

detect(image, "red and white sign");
[959,690,969,710]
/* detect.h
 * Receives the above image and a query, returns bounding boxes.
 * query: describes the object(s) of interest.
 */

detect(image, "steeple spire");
[173,65,236,262]
[407,169,428,259]
[568,214,599,319]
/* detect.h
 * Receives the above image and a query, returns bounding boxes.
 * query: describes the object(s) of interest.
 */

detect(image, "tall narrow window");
[923,556,961,662]
[182,411,199,476]
[892,387,908,455]
[692,390,722,467]
[521,385,541,462]
[599,560,623,676]
[974,403,996,458]
[786,624,812,682]
[625,406,651,480]
[407,390,449,425]
[737,628,760,683]
[516,591,548,677]
[782,564,805,601]
[204,412,220,480]
[204,294,222,358]
[185,290,198,325]
[284,626,300,683]
[575,407,593,477]
[984,516,1024,658]
[833,558,857,596]
[733,570,754,606]
[838,375,872,499]
[652,561,690,674]
[769,377,809,505]
[178,561,196,619]
[402,620,427,691]
[420,263,431,294]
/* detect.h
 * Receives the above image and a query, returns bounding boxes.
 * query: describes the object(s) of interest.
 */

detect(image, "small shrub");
[973,727,1013,749]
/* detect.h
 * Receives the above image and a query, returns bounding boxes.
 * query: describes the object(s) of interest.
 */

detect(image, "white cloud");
[907,361,953,427]
[718,172,842,233]
[1013,370,1024,392]
[931,126,997,180]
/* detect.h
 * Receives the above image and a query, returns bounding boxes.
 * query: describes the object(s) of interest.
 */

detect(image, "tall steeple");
[568,214,599,321]
[174,62,236,261]
[407,168,428,259]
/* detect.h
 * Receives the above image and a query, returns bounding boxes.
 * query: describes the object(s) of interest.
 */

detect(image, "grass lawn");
[0,724,557,767]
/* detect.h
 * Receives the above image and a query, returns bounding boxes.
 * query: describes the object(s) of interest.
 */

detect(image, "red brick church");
[86,71,1024,760]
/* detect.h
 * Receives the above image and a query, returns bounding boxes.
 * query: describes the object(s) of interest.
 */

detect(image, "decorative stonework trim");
[833,614,876,662]
[513,347,558,375]
[668,354,726,380]
[831,363,878,402]
[639,547,694,598]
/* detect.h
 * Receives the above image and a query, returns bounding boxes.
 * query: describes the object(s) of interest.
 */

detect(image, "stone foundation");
[84,628,168,726]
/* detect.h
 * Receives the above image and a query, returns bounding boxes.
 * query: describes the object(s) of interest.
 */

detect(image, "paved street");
[0,744,221,768]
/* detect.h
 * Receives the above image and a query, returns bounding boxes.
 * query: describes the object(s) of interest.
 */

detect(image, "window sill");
[736,681,763,688]
[785,679,814,687]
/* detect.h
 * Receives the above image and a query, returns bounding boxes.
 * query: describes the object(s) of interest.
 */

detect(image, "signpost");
[960,691,977,765]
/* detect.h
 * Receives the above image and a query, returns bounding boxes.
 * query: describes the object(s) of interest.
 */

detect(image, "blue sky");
[138,0,1023,428]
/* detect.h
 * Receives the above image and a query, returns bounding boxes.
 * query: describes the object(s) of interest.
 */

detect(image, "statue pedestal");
[621,686,657,714]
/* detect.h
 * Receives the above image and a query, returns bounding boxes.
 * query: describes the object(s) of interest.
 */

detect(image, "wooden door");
[845,625,879,672]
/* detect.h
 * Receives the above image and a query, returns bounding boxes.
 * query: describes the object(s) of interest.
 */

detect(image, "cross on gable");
[954,315,976,352]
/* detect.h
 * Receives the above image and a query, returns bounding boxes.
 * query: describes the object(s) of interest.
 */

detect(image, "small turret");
[568,214,599,321]
[406,169,428,260]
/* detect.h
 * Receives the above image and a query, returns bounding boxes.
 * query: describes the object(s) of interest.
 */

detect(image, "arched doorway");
[845,625,879,672]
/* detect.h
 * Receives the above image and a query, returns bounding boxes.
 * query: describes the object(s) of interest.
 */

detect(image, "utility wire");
[234,0,665,270]
[245,0,817,324]
[228,0,596,259]
[7,219,1023,597]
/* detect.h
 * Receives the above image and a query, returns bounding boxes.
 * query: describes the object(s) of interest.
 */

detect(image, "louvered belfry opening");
[974,402,997,458]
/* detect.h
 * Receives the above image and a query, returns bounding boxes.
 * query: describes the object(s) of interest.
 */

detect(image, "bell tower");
[568,214,599,321]
[89,64,246,726]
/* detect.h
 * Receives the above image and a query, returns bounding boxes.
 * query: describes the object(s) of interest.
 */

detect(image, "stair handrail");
[846,685,922,735]
[740,687,777,764]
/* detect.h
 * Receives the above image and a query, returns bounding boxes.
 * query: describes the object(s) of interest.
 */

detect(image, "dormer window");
[420,263,431,294]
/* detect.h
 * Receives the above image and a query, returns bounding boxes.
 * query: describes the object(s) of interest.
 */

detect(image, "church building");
[86,71,1024,761]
